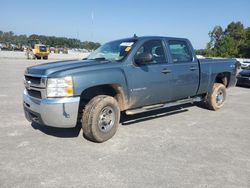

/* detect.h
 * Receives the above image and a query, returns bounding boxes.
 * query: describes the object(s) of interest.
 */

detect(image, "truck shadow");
[31,122,82,138]
[120,103,194,126]
[31,103,202,137]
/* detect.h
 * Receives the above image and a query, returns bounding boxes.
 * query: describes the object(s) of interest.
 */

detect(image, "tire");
[82,95,120,142]
[43,56,48,60]
[82,95,106,140]
[205,83,226,111]
[36,56,41,60]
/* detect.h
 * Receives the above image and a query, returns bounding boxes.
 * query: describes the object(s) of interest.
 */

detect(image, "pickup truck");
[23,36,239,142]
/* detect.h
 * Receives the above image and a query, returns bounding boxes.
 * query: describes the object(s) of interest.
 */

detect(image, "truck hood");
[26,59,110,76]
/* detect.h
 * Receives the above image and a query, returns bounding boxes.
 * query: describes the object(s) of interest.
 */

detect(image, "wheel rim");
[98,106,115,133]
[216,89,225,105]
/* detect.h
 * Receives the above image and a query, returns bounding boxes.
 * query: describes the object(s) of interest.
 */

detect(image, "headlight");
[47,76,73,97]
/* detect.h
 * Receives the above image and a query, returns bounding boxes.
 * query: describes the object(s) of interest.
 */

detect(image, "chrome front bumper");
[23,90,80,128]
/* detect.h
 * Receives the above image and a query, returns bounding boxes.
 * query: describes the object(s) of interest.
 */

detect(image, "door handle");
[161,69,172,74]
[190,66,197,71]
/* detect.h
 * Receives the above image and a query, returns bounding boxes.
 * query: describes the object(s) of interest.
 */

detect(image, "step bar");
[125,96,202,115]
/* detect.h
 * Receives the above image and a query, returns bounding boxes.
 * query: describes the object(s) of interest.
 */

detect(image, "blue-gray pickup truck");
[23,36,239,142]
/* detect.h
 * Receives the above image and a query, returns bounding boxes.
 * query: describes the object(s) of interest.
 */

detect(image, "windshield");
[87,39,136,61]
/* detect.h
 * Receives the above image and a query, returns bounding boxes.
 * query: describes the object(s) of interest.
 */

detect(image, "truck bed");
[197,58,238,94]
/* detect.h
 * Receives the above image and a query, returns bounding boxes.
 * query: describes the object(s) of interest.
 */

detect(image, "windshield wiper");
[88,57,109,61]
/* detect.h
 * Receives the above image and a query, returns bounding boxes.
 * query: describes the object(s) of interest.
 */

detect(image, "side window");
[168,40,193,63]
[136,40,167,64]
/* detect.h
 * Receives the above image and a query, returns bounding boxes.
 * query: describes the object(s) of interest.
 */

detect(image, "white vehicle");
[240,61,250,69]
[196,55,206,59]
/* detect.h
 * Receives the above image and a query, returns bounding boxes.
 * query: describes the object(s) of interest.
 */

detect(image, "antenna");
[91,11,94,41]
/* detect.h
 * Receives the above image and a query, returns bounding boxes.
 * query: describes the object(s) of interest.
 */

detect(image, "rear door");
[165,40,199,100]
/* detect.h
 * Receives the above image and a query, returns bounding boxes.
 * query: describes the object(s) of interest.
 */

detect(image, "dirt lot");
[0,52,250,187]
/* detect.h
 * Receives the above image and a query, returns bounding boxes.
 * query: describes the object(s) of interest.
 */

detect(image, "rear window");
[168,40,193,63]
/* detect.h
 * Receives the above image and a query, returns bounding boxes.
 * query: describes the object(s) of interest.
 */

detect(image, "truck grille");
[27,89,42,99]
[25,75,41,85]
[24,75,46,99]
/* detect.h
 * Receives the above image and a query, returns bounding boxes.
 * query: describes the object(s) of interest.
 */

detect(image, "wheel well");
[80,84,126,111]
[215,72,230,87]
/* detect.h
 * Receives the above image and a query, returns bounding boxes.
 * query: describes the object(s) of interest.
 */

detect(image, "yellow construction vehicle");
[25,39,50,60]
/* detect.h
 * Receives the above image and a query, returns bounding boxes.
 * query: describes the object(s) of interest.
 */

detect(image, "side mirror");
[134,53,153,65]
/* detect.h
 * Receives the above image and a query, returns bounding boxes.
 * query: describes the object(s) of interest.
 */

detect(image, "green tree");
[224,21,245,41]
[205,21,248,58]
[207,26,223,49]
[0,31,14,42]
[216,36,237,57]
[239,27,250,57]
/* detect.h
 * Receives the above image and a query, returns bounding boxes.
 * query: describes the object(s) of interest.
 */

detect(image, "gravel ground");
[0,50,89,60]
[0,52,250,188]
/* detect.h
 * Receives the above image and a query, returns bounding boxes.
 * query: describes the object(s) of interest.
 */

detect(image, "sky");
[0,0,250,49]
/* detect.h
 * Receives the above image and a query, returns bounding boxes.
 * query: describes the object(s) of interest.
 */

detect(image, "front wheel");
[205,83,226,111]
[82,95,120,142]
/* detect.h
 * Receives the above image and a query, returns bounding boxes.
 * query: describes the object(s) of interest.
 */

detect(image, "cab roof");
[110,35,189,43]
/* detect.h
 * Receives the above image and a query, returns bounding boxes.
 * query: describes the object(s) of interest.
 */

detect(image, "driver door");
[127,39,173,108]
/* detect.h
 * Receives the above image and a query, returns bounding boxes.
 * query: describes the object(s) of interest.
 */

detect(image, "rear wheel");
[205,83,226,111]
[43,56,48,60]
[82,95,120,142]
